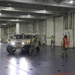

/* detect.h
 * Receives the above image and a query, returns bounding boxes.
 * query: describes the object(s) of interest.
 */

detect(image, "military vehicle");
[7,33,41,54]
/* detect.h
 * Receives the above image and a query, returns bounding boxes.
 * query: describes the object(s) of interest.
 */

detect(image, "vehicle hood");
[10,39,31,43]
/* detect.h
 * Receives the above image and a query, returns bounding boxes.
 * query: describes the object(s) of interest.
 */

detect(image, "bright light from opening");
[28,15,30,17]
[69,0,73,4]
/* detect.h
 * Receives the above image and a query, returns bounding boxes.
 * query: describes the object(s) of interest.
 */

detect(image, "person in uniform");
[61,35,69,58]
[47,35,55,48]
[31,36,40,54]
[50,35,55,48]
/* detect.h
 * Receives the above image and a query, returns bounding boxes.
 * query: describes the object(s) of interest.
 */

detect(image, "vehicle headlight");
[22,42,25,45]
[26,41,30,44]
[11,42,15,46]
[27,41,29,43]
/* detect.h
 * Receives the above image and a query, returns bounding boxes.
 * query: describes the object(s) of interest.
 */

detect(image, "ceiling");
[0,0,75,27]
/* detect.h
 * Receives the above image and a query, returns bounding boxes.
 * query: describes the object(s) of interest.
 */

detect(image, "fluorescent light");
[3,23,6,25]
[9,4,11,5]
[10,20,15,21]
[28,15,30,17]
[69,0,73,4]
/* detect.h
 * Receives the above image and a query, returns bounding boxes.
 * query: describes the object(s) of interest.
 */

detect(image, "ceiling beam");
[0,0,75,9]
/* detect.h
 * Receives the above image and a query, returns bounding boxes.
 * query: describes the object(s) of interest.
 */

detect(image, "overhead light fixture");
[28,15,30,17]
[69,0,73,4]
[9,3,11,5]
[10,20,15,21]
[3,23,6,25]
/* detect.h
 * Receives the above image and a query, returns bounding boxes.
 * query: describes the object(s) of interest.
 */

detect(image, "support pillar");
[16,23,20,34]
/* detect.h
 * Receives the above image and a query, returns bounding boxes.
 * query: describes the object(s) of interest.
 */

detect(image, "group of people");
[31,34,69,57]
[49,34,69,58]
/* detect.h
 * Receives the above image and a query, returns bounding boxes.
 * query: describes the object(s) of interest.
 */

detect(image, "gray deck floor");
[0,43,75,75]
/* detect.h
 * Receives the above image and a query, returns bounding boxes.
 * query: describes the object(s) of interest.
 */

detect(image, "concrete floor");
[0,43,75,75]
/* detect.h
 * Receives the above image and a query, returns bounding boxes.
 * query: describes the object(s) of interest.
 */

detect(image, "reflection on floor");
[0,43,75,75]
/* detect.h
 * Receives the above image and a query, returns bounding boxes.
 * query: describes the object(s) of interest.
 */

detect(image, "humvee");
[7,33,41,54]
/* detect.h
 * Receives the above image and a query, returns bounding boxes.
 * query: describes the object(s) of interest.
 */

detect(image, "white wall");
[28,24,33,33]
[20,23,33,33]
[39,20,46,43]
[33,21,39,33]
[46,18,54,45]
[20,23,28,33]
[55,17,63,46]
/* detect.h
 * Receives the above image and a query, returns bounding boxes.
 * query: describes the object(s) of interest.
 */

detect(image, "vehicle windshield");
[24,35,32,39]
[14,35,24,39]
[13,35,35,39]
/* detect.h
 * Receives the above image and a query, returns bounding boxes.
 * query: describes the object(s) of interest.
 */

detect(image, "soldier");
[61,35,69,58]
[47,35,55,48]
[31,36,40,54]
[51,35,55,48]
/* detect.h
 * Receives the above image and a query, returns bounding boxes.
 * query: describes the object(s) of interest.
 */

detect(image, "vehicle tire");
[22,45,30,54]
[7,45,16,54]
[36,46,40,53]
[21,48,26,54]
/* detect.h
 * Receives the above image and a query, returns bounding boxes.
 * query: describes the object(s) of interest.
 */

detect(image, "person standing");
[47,35,55,48]
[50,35,55,48]
[61,35,69,58]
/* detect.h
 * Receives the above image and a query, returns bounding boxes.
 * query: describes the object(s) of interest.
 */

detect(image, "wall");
[39,21,46,43]
[20,23,33,33]
[55,17,63,46]
[20,23,29,33]
[46,18,54,45]
[46,15,73,47]
[33,21,39,33]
